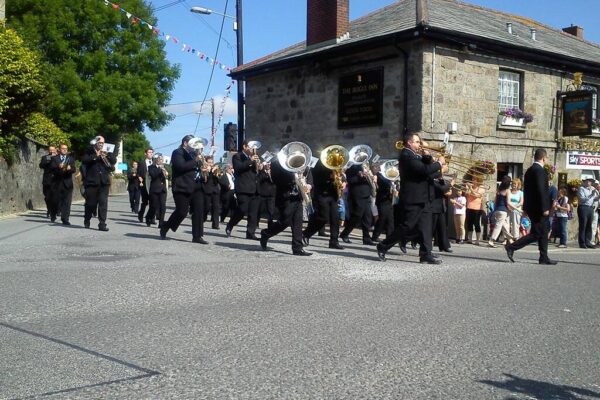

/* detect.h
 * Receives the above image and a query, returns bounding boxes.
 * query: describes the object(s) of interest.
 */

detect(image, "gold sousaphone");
[320,145,349,198]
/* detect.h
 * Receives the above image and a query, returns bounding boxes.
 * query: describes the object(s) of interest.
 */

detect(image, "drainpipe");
[394,39,410,135]
[431,44,436,129]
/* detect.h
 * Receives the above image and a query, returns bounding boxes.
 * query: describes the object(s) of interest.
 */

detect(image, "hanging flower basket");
[501,116,525,126]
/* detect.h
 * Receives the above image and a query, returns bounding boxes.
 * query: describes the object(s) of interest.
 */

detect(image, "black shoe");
[137,213,143,223]
[371,237,381,243]
[440,248,453,253]
[341,236,351,244]
[46,211,50,218]
[585,243,595,249]
[302,234,310,247]
[160,225,168,239]
[505,244,515,263]
[420,256,442,264]
[62,221,71,226]
[376,243,387,261]
[225,227,232,237]
[411,242,418,250]
[539,259,558,265]
[98,225,109,232]
[292,249,312,256]
[246,233,259,241]
[192,237,208,244]
[399,244,407,254]
[84,220,90,229]
[260,230,269,250]
[329,242,344,250]
[146,221,152,227]
[363,239,377,246]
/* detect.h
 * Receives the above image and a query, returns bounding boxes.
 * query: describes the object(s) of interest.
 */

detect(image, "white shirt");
[226,172,235,190]
[453,196,467,215]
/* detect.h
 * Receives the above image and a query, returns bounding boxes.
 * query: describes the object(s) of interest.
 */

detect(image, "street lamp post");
[191,1,244,151]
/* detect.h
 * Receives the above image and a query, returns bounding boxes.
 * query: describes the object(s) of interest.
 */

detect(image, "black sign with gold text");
[338,68,383,129]
[562,90,593,137]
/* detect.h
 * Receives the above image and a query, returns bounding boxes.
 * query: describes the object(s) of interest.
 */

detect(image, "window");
[498,70,522,111]
[497,163,523,183]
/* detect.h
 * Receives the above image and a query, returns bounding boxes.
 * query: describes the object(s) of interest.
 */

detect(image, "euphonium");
[320,144,349,199]
[348,144,377,197]
[277,141,314,212]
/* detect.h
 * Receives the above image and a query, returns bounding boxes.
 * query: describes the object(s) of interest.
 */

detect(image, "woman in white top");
[450,191,467,243]
[507,177,524,240]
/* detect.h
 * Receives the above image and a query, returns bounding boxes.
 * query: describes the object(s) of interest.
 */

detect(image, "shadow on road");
[213,240,288,254]
[478,373,600,399]
[124,232,187,243]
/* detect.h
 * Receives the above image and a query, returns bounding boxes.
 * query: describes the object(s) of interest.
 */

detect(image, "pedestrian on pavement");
[577,178,599,248]
[508,178,524,240]
[450,190,466,243]
[553,188,571,248]
[505,148,557,265]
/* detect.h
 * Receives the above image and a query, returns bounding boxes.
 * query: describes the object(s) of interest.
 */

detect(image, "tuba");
[277,141,313,212]
[348,144,377,197]
[320,144,349,199]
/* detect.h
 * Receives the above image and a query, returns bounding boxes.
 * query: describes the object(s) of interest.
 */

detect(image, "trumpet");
[320,144,349,199]
[247,140,262,173]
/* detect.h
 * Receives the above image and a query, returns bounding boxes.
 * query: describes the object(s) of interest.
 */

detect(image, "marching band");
[39,131,507,261]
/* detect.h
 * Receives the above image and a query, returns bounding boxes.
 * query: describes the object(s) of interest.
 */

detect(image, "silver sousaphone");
[347,144,377,197]
[277,141,314,212]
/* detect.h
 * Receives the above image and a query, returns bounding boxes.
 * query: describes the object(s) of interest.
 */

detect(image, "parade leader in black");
[260,159,313,256]
[82,136,116,231]
[376,132,447,264]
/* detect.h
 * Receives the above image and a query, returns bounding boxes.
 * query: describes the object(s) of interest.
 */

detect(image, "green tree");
[123,131,150,165]
[7,0,180,156]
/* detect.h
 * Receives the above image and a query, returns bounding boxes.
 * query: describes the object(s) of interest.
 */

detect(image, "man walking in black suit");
[339,163,376,245]
[219,164,235,222]
[82,136,116,231]
[371,166,396,243]
[225,141,261,240]
[127,161,140,213]
[39,145,57,219]
[202,155,221,230]
[160,135,208,244]
[257,162,276,230]
[137,148,155,225]
[505,149,558,265]
[376,132,447,264]
[51,144,76,225]
[148,154,168,228]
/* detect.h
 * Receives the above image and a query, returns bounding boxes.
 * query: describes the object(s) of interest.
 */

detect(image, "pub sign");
[338,68,383,129]
[562,90,593,137]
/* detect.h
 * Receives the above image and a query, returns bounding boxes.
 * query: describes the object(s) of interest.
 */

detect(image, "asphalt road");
[1,194,599,399]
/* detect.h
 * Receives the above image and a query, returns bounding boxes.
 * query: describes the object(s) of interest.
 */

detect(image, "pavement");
[1,193,599,399]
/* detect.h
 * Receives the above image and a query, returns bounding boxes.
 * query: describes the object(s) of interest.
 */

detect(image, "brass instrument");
[348,144,377,197]
[320,144,349,199]
[188,137,209,181]
[247,140,262,173]
[277,141,314,212]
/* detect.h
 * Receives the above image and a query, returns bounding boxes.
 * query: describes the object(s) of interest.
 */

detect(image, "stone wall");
[0,138,127,217]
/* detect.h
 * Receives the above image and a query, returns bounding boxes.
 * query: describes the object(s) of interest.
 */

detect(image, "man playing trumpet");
[82,136,116,231]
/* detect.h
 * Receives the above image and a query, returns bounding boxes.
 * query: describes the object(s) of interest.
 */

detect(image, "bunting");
[101,0,235,73]
[211,81,235,146]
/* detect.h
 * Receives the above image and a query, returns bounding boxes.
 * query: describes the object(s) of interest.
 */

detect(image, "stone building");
[232,0,600,188]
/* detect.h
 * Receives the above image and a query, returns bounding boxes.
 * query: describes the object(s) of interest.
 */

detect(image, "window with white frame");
[498,70,522,111]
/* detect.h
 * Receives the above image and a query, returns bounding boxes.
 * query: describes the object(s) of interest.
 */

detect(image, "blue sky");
[142,0,600,157]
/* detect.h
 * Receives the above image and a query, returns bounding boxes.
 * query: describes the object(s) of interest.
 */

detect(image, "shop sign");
[566,151,600,170]
[338,68,383,129]
[562,90,594,137]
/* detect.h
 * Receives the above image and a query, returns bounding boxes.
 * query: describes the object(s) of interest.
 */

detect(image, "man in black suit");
[225,141,261,240]
[82,136,116,231]
[505,148,558,265]
[137,148,155,225]
[127,161,140,213]
[219,164,235,223]
[39,145,57,219]
[371,165,396,243]
[148,154,168,228]
[160,135,208,244]
[431,174,453,253]
[257,162,276,230]
[376,132,447,264]
[260,160,313,256]
[202,155,221,229]
[302,158,344,249]
[339,163,376,245]
[50,144,76,225]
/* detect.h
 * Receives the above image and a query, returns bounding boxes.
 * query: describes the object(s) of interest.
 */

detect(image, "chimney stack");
[307,0,350,47]
[562,25,584,39]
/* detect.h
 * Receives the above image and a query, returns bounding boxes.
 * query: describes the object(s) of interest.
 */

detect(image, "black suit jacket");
[375,172,394,205]
[346,164,372,199]
[39,154,55,186]
[81,147,116,186]
[171,147,201,195]
[203,172,220,195]
[523,162,550,221]
[398,148,442,205]
[148,165,167,194]
[311,160,338,200]
[270,161,313,204]
[127,170,140,191]
[137,159,152,187]
[431,176,451,213]
[50,155,76,190]
[232,151,258,195]
[218,174,232,194]
[257,170,276,197]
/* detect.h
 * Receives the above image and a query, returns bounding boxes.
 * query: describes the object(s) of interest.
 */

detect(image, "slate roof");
[232,0,600,78]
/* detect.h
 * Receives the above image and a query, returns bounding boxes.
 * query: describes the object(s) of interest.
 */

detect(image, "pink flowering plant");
[499,108,534,123]
[544,163,557,180]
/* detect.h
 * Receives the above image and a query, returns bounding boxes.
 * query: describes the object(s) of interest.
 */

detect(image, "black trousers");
[578,205,595,246]
[262,197,304,252]
[128,188,140,213]
[380,203,434,257]
[432,211,451,251]
[139,186,154,222]
[150,191,167,227]
[226,193,260,235]
[507,215,549,262]
[57,185,73,223]
[259,195,276,229]
[465,209,482,233]
[340,195,372,241]
[304,194,340,243]
[220,190,235,222]
[43,183,55,216]
[164,189,205,240]
[84,185,109,225]
[372,201,394,240]
[204,192,220,229]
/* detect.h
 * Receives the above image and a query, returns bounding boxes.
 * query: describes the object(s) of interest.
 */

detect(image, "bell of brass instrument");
[380,159,400,182]
[277,141,313,212]
[320,144,349,199]
[348,144,377,197]
[247,140,262,172]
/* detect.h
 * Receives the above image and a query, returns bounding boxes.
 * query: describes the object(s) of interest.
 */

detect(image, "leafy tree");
[20,112,70,147]
[123,131,150,165]
[7,0,180,156]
